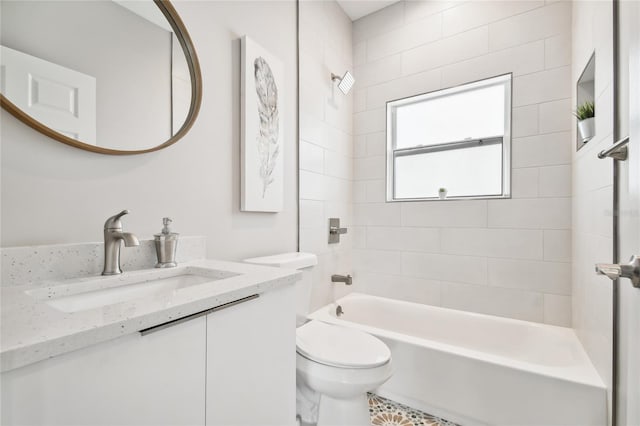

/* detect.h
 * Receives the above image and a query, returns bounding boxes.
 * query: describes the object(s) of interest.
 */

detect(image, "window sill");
[386,194,511,202]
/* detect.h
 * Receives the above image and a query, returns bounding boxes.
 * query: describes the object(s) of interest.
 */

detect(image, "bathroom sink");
[26,266,239,313]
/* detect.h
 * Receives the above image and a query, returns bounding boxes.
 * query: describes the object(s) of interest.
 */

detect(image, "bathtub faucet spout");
[331,274,352,285]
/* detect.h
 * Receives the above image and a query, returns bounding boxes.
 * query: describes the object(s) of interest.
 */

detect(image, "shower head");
[331,71,355,95]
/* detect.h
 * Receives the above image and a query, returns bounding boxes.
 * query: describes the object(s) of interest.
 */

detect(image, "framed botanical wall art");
[240,35,284,212]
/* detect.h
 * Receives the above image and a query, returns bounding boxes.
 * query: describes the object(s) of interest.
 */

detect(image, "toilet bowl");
[243,252,393,426]
[296,320,393,425]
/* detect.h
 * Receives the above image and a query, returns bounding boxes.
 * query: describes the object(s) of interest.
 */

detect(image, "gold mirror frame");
[0,0,202,155]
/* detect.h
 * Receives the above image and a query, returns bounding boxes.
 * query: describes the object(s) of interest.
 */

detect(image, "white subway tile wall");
[571,0,615,413]
[440,40,545,87]
[352,0,572,326]
[511,167,540,198]
[512,132,573,167]
[511,105,539,138]
[539,99,572,134]
[299,0,357,310]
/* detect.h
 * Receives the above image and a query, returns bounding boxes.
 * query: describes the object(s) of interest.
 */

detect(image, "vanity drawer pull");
[139,294,259,336]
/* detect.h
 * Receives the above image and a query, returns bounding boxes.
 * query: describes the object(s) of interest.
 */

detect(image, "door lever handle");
[595,255,640,288]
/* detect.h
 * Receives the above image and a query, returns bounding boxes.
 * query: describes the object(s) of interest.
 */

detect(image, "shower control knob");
[329,226,347,235]
[328,218,348,244]
[595,255,640,288]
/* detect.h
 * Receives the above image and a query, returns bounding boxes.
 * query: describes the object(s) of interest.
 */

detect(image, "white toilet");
[244,252,393,426]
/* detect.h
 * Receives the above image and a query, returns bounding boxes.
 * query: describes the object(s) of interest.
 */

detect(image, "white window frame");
[385,73,512,202]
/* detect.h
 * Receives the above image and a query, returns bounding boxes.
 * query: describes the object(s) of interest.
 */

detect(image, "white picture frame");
[240,35,284,212]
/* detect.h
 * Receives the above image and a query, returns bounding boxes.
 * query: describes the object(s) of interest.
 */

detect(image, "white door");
[0,45,96,144]
[616,2,640,424]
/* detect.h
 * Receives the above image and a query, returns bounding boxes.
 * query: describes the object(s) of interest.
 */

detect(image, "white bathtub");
[309,293,607,426]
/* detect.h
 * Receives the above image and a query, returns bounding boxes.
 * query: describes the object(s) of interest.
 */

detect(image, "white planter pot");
[438,190,447,200]
[578,117,595,142]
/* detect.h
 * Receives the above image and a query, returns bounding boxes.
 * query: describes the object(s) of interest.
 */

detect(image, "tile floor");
[368,394,459,426]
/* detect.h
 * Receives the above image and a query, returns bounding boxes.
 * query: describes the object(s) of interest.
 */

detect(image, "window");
[386,74,512,201]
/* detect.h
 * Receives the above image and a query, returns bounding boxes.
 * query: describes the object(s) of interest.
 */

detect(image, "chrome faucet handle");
[104,210,130,230]
[595,255,640,288]
[329,226,348,235]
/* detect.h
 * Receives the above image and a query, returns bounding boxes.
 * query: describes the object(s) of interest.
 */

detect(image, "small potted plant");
[574,101,595,143]
[438,187,447,200]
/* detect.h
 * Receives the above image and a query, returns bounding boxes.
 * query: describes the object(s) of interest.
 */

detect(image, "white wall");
[571,0,615,422]
[1,1,298,262]
[299,0,355,310]
[352,0,573,325]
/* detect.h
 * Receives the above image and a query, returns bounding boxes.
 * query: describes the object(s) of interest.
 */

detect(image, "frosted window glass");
[394,144,503,199]
[395,85,505,149]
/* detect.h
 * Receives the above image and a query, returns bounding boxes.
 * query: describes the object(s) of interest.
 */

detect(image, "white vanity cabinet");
[1,284,296,426]
[1,315,207,426]
[206,284,296,426]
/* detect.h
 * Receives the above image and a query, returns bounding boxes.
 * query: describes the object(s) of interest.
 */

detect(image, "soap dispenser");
[154,217,178,268]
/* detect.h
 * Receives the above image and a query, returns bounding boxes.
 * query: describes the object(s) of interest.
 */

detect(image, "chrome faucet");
[102,210,139,275]
[331,274,352,285]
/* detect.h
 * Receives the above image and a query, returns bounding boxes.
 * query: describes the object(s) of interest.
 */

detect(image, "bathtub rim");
[308,292,606,391]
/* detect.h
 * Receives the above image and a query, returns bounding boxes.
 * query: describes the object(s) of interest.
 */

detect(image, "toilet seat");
[296,320,391,369]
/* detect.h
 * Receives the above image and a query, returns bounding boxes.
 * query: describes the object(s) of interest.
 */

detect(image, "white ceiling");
[336,0,400,21]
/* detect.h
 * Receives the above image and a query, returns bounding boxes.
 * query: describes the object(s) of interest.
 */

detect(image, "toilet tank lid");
[243,252,318,270]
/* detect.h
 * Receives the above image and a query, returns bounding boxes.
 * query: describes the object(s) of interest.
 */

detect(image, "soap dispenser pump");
[154,217,178,268]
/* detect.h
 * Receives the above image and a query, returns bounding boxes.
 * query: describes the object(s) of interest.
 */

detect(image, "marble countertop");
[1,259,301,372]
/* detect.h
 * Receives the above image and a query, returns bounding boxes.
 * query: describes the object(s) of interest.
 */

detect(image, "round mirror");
[0,0,201,154]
